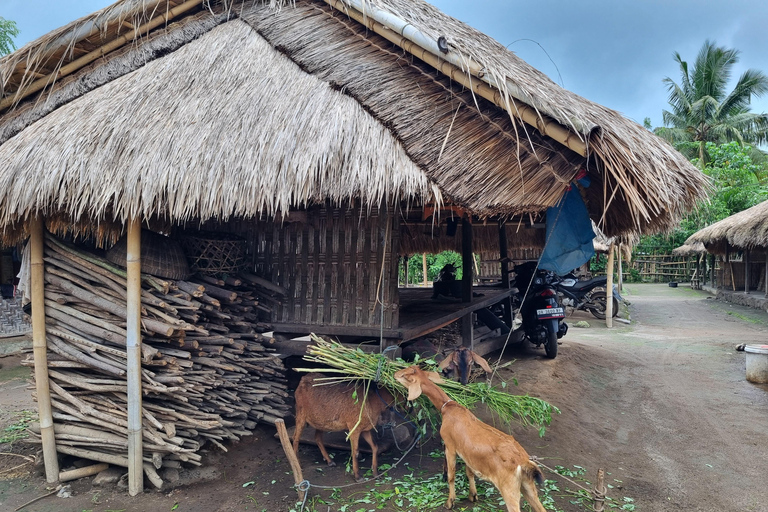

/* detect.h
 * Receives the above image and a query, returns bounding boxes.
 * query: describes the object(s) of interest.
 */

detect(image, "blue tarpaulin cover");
[539,184,596,276]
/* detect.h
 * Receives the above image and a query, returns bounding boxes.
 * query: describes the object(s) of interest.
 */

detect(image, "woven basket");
[176,231,246,276]
[106,230,191,280]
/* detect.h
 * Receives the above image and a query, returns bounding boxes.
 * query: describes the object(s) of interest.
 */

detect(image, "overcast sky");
[3,0,768,128]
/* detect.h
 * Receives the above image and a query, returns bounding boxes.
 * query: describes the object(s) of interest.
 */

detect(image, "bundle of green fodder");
[296,335,558,436]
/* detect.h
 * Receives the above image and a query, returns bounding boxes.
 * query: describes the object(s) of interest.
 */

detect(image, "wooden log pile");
[23,234,289,486]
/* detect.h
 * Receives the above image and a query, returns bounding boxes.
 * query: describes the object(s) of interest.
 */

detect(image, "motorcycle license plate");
[537,307,565,319]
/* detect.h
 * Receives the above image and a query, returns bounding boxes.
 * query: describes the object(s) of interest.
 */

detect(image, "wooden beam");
[605,243,615,328]
[30,216,59,483]
[498,220,512,326]
[744,249,750,293]
[461,217,473,303]
[125,218,143,496]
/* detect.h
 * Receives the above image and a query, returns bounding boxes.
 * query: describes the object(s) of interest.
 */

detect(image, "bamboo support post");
[275,419,306,503]
[30,216,60,482]
[593,468,607,512]
[617,243,623,293]
[606,243,615,328]
[126,219,144,496]
[422,253,427,286]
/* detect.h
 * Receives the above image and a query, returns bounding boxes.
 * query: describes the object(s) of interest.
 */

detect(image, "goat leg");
[465,465,478,502]
[361,429,378,477]
[349,430,362,482]
[521,474,547,512]
[444,446,457,509]
[313,430,335,467]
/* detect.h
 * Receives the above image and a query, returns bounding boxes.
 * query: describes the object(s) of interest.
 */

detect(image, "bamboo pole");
[422,253,428,286]
[275,419,306,503]
[125,218,144,496]
[322,0,588,157]
[606,243,615,328]
[59,463,109,483]
[617,243,623,293]
[30,216,59,483]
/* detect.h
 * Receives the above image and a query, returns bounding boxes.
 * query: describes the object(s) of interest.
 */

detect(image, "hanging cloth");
[539,184,595,276]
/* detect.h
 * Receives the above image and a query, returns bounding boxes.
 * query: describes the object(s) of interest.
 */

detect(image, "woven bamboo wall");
[211,204,399,329]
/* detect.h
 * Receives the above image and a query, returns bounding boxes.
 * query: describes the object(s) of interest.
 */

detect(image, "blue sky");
[3,0,768,128]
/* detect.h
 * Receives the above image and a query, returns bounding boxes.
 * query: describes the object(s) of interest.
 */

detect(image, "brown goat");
[438,346,493,385]
[394,366,546,512]
[292,373,396,482]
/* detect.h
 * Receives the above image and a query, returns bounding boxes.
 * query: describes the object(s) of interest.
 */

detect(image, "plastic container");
[745,345,768,383]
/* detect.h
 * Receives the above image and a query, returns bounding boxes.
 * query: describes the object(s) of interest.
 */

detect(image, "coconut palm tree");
[656,40,768,164]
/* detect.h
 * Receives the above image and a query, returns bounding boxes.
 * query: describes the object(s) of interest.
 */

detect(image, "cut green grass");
[0,409,36,444]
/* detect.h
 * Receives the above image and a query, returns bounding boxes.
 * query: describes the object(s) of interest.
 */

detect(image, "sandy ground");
[0,283,767,511]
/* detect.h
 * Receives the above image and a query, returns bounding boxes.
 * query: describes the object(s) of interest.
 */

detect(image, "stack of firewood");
[24,234,289,486]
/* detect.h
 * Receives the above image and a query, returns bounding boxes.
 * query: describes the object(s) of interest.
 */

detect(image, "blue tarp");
[539,185,595,276]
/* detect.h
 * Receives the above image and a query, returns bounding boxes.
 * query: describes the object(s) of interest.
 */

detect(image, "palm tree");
[656,40,768,164]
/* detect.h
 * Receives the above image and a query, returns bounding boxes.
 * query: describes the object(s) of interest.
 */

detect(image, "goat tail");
[523,461,544,487]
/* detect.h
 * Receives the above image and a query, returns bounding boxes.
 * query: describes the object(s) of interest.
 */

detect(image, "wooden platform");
[397,286,514,342]
[270,286,514,353]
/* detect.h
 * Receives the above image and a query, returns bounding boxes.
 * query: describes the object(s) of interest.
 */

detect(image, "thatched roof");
[672,241,706,257]
[686,200,768,254]
[0,0,708,243]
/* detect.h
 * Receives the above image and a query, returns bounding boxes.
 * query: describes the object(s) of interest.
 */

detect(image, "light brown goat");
[394,366,546,512]
[292,373,396,482]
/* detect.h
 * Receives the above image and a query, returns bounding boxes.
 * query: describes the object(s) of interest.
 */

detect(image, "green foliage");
[656,40,768,164]
[589,254,607,274]
[400,251,472,285]
[635,141,768,257]
[0,409,36,444]
[290,461,637,512]
[0,17,19,56]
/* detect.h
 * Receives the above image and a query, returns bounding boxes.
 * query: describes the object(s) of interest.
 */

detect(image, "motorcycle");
[554,272,622,320]
[512,262,568,359]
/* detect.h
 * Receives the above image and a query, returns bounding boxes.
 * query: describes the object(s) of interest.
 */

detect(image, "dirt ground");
[1,283,767,512]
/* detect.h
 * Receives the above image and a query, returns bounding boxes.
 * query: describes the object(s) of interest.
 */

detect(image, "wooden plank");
[323,206,333,324]
[399,288,515,342]
[300,221,310,325]
[311,211,322,324]
[461,217,473,302]
[270,323,400,340]
[361,207,372,325]
[288,223,299,321]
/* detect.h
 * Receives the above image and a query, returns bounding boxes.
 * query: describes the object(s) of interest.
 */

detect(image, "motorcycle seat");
[566,276,607,292]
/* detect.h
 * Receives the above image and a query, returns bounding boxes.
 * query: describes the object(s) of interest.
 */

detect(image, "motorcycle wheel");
[544,328,558,359]
[588,291,619,319]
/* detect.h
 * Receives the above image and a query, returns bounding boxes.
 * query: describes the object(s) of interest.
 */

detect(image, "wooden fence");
[632,254,697,283]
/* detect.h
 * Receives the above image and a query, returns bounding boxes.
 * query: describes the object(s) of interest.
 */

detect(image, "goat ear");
[426,371,445,384]
[437,351,456,371]
[405,380,423,401]
[471,352,493,374]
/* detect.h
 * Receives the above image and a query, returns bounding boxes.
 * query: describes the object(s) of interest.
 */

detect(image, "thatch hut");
[685,200,768,294]
[0,0,707,491]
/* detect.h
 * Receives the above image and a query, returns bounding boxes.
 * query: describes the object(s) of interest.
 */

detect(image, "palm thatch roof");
[685,200,768,255]
[672,241,707,257]
[0,0,708,243]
